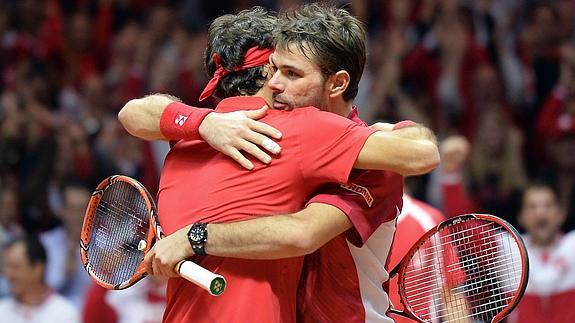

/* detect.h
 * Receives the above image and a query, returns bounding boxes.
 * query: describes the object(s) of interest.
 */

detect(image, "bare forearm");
[145,204,352,277]
[118,94,179,140]
[205,204,351,259]
[391,124,437,146]
[355,128,440,175]
[206,215,310,259]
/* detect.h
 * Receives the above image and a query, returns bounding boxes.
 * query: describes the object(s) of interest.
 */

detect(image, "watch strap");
[188,223,208,256]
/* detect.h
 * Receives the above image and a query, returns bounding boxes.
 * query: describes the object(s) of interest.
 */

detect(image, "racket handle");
[176,260,226,296]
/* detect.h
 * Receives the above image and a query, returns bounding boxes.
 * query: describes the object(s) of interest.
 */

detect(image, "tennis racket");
[80,175,226,296]
[389,214,528,323]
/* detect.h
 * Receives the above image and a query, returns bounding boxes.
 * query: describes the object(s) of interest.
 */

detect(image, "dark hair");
[60,176,91,193]
[5,235,47,267]
[275,3,366,101]
[204,7,276,99]
[527,1,559,23]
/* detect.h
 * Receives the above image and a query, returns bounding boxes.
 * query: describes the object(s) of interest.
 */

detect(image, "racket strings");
[87,181,151,286]
[401,219,523,323]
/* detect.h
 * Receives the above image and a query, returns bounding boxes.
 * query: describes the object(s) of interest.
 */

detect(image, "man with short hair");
[510,182,575,323]
[40,180,93,308]
[120,5,438,323]
[0,235,80,323]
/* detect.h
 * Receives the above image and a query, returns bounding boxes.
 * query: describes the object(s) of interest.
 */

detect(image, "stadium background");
[0,0,574,321]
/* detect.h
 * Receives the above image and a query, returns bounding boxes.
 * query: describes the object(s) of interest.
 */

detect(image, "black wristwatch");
[187,223,208,255]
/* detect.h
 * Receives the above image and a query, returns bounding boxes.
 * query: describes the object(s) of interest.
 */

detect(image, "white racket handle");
[176,260,226,296]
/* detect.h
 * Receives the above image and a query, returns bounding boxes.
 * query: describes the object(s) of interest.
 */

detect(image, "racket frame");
[389,214,529,323]
[80,175,157,290]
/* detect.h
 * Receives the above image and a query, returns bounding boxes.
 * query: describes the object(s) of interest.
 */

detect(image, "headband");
[199,47,274,101]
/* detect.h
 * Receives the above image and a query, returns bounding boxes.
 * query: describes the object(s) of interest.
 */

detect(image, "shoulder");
[39,226,67,244]
[561,230,575,246]
[0,299,18,320]
[402,195,444,225]
[0,298,14,311]
[276,106,346,120]
[45,293,78,314]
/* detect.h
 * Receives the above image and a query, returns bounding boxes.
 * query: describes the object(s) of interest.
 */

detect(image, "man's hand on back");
[199,105,283,170]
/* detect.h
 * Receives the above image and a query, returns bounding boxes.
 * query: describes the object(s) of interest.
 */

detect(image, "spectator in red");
[537,43,575,231]
[402,1,490,137]
[388,194,446,323]
[518,2,564,112]
[428,110,527,227]
[388,194,470,322]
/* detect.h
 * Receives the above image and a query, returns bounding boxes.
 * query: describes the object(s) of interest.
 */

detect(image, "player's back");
[157,96,375,323]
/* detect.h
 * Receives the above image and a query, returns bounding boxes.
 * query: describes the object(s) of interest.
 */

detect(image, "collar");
[347,106,364,125]
[215,96,270,113]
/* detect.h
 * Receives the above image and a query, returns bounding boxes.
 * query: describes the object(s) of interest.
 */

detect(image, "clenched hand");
[144,224,194,278]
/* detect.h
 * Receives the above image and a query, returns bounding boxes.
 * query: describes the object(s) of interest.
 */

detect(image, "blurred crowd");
[0,0,574,322]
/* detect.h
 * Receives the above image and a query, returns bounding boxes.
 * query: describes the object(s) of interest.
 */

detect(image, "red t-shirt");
[157,97,376,323]
[388,196,445,323]
[297,108,404,323]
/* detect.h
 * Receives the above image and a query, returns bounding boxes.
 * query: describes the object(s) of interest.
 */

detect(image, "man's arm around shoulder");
[354,123,440,176]
[144,203,351,277]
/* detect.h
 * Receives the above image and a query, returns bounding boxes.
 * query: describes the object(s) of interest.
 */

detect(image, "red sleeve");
[83,284,117,323]
[296,109,377,185]
[306,170,403,247]
[440,172,478,218]
[439,235,467,288]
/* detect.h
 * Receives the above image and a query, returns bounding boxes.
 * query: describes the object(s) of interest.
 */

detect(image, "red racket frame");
[389,214,529,323]
[80,175,160,290]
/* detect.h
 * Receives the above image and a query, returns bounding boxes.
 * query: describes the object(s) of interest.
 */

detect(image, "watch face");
[189,225,206,243]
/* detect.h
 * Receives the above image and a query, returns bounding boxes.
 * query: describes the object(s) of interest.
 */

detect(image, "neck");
[328,99,353,117]
[531,234,559,248]
[18,283,49,306]
[253,89,273,107]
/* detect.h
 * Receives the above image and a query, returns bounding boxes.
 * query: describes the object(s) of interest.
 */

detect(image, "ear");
[327,70,350,99]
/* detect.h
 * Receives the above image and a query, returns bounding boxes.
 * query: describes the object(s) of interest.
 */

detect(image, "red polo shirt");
[297,109,404,323]
[157,96,376,323]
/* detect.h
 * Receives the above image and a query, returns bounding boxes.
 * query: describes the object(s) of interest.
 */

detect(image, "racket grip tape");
[176,260,226,296]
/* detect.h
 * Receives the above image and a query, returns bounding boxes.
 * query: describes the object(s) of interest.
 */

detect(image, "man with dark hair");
[119,8,283,171]
[0,235,79,322]
[120,5,438,323]
[510,182,575,323]
[201,7,276,101]
[40,179,93,308]
[273,3,366,104]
